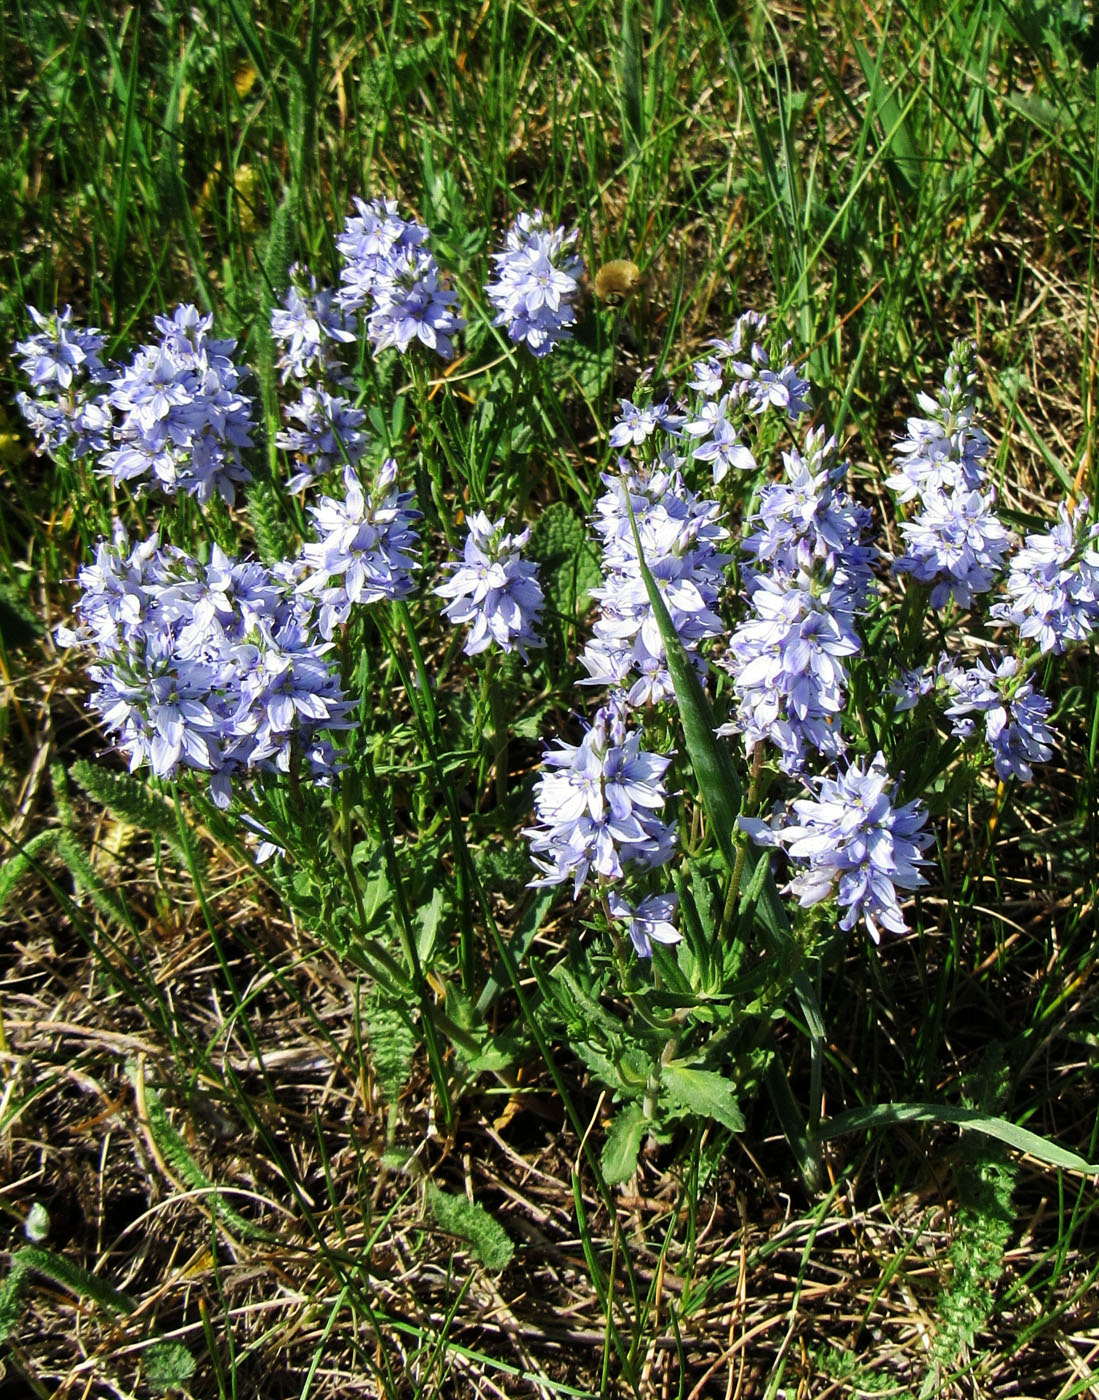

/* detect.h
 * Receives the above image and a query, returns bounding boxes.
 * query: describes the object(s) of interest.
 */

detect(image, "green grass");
[3,0,1099,1395]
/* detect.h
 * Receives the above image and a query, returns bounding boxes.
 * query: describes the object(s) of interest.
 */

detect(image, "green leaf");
[819,1102,1099,1173]
[144,1339,197,1394]
[601,1102,647,1185]
[363,991,417,1106]
[0,1258,29,1343]
[415,886,445,963]
[0,829,58,913]
[56,830,135,932]
[853,42,923,194]
[662,1063,745,1134]
[618,0,644,153]
[528,501,601,617]
[426,1185,514,1273]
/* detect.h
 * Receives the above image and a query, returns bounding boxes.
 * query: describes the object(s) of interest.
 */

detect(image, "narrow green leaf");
[819,1102,1099,1173]
[853,41,923,193]
[415,886,445,963]
[624,492,825,1043]
[618,0,644,153]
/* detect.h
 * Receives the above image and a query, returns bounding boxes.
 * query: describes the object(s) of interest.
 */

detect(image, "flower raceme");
[580,461,731,707]
[526,700,676,899]
[741,753,933,943]
[269,264,357,384]
[435,512,545,660]
[56,527,351,804]
[890,339,1012,609]
[336,197,464,360]
[720,432,876,774]
[15,306,111,460]
[485,209,584,357]
[991,497,1099,652]
[297,460,422,639]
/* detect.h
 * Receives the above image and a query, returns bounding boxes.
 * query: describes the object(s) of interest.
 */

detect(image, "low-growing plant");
[13,191,1099,1196]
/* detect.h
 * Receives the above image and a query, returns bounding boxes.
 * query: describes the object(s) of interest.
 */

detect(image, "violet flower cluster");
[890,340,1012,608]
[720,430,876,775]
[270,264,368,493]
[297,460,422,639]
[435,512,544,659]
[680,313,812,485]
[740,753,933,944]
[270,264,358,384]
[336,197,464,359]
[485,210,584,357]
[525,379,738,952]
[100,305,256,504]
[16,303,256,504]
[991,497,1099,652]
[581,454,731,707]
[940,655,1056,782]
[525,698,676,900]
[15,305,111,460]
[277,387,369,493]
[56,526,351,805]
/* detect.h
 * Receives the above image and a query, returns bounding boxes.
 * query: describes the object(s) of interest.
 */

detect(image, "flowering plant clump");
[16,189,1099,1190]
[485,209,584,357]
[435,511,545,659]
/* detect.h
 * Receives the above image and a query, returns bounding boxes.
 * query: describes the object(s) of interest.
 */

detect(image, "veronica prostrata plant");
[18,198,1099,1190]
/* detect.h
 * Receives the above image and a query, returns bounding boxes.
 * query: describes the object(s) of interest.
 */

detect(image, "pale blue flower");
[526,700,675,896]
[741,752,932,943]
[608,890,680,958]
[485,209,584,357]
[435,511,544,659]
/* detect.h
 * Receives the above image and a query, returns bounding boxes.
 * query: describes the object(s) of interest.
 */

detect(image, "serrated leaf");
[602,1102,646,1184]
[662,1063,745,1134]
[0,829,58,914]
[364,991,417,1106]
[528,501,601,616]
[57,831,135,931]
[144,1339,197,1394]
[426,1185,514,1273]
